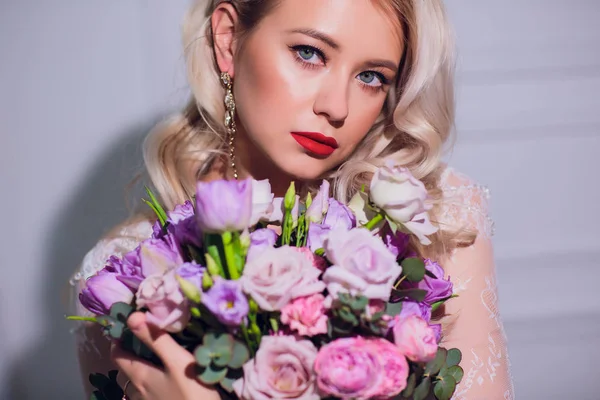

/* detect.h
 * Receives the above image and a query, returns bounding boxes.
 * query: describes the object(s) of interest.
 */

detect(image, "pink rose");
[393,315,438,362]
[323,228,401,301]
[314,337,383,399]
[241,246,325,311]
[233,335,319,400]
[136,271,190,333]
[281,294,328,336]
[291,246,328,271]
[367,339,409,398]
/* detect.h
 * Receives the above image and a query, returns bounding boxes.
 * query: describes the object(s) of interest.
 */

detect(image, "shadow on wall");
[6,117,163,400]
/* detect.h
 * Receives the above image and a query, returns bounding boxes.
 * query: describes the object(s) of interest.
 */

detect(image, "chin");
[274,154,331,181]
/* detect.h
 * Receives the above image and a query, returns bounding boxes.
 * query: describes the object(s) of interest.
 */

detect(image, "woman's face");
[230,0,403,181]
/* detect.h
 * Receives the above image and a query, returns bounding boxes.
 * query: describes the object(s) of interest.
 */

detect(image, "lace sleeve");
[68,220,153,398]
[438,168,515,400]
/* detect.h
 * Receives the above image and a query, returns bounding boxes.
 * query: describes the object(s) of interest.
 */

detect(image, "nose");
[312,74,350,125]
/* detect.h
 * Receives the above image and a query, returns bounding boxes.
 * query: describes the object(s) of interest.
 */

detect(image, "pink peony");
[393,315,438,362]
[136,271,190,333]
[233,335,319,400]
[280,294,328,336]
[241,246,325,311]
[367,339,409,398]
[314,337,383,399]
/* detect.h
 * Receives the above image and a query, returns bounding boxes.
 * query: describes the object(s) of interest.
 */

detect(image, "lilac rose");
[79,273,134,315]
[246,228,279,262]
[195,179,252,233]
[323,228,401,301]
[136,271,190,333]
[241,246,325,311]
[137,235,184,277]
[233,335,319,400]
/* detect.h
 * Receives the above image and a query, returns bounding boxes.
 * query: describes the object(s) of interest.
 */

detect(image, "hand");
[111,312,221,400]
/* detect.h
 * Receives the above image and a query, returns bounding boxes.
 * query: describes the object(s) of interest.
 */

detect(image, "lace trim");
[439,167,495,239]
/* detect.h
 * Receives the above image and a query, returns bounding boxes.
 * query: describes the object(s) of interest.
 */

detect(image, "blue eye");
[298,47,315,60]
[358,71,380,86]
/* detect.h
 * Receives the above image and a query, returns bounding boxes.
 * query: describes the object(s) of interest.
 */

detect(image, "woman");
[70,0,515,398]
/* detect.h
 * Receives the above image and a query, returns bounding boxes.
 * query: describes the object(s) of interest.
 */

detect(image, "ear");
[211,3,239,77]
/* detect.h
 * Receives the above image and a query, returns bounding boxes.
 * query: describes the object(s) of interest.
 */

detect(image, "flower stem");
[65,316,98,323]
[221,231,240,280]
[269,317,279,333]
[364,213,384,230]
[393,275,407,290]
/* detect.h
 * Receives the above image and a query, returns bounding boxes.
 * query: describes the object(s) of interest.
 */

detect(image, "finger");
[127,312,195,370]
[111,341,161,398]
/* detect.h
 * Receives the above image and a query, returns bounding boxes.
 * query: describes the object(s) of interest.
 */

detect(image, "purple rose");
[383,229,410,259]
[167,200,202,247]
[195,179,252,233]
[246,228,278,262]
[402,259,453,305]
[138,235,183,277]
[201,278,249,326]
[398,301,432,323]
[175,262,205,290]
[323,198,355,231]
[136,271,190,333]
[79,273,134,315]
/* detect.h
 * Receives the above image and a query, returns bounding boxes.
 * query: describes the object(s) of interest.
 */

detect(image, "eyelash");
[288,44,390,94]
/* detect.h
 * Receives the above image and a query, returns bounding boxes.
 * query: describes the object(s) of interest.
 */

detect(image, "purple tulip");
[79,273,134,315]
[167,200,202,247]
[247,228,279,262]
[176,262,205,290]
[195,179,252,233]
[202,278,249,326]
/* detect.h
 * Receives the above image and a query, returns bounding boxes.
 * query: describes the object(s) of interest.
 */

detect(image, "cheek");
[341,93,386,149]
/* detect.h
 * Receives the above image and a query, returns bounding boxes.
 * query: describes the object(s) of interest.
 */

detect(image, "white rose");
[249,179,274,225]
[370,162,438,244]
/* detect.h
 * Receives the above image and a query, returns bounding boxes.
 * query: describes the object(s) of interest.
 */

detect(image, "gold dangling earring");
[221,72,238,180]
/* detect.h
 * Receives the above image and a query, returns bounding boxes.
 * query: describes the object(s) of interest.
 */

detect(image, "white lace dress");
[68,168,515,399]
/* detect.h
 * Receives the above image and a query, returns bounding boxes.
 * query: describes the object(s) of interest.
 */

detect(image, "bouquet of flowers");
[70,162,464,400]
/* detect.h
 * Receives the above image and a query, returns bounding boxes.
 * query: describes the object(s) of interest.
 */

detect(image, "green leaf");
[338,307,359,326]
[350,296,368,312]
[89,373,110,389]
[89,390,106,400]
[392,288,428,302]
[144,186,168,226]
[433,375,456,400]
[385,301,403,318]
[205,333,234,367]
[108,370,119,382]
[413,377,431,400]
[431,295,459,313]
[401,373,417,397]
[198,364,228,385]
[386,217,399,234]
[401,258,426,283]
[445,365,464,384]
[425,348,447,376]
[228,340,250,369]
[446,348,462,367]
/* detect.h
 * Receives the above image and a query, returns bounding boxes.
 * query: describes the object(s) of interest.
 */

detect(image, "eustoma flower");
[195,179,253,232]
[201,277,249,326]
[79,272,134,315]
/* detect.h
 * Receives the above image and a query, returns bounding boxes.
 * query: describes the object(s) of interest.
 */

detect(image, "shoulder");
[437,166,495,238]
[69,217,154,285]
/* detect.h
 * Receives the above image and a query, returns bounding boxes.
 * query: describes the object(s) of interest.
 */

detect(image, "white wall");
[1,1,598,399]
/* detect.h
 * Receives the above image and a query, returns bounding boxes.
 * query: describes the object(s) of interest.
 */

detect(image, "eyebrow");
[288,28,340,50]
[288,28,399,73]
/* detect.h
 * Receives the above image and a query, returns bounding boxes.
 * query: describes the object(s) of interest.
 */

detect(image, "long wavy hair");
[137,0,474,260]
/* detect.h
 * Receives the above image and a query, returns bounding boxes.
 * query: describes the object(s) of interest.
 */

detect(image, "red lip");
[291,132,339,157]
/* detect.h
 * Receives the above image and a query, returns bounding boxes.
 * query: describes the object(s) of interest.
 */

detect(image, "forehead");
[259,0,404,61]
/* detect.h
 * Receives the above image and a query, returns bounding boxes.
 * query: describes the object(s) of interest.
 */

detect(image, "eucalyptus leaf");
[195,345,214,367]
[425,348,447,376]
[401,258,426,283]
[198,364,228,385]
[445,365,464,384]
[446,348,462,367]
[89,373,110,390]
[433,376,456,400]
[413,377,431,400]
[392,288,428,302]
[400,373,417,397]
[338,307,359,326]
[90,391,106,400]
[385,301,403,318]
[229,340,250,369]
[350,296,368,312]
